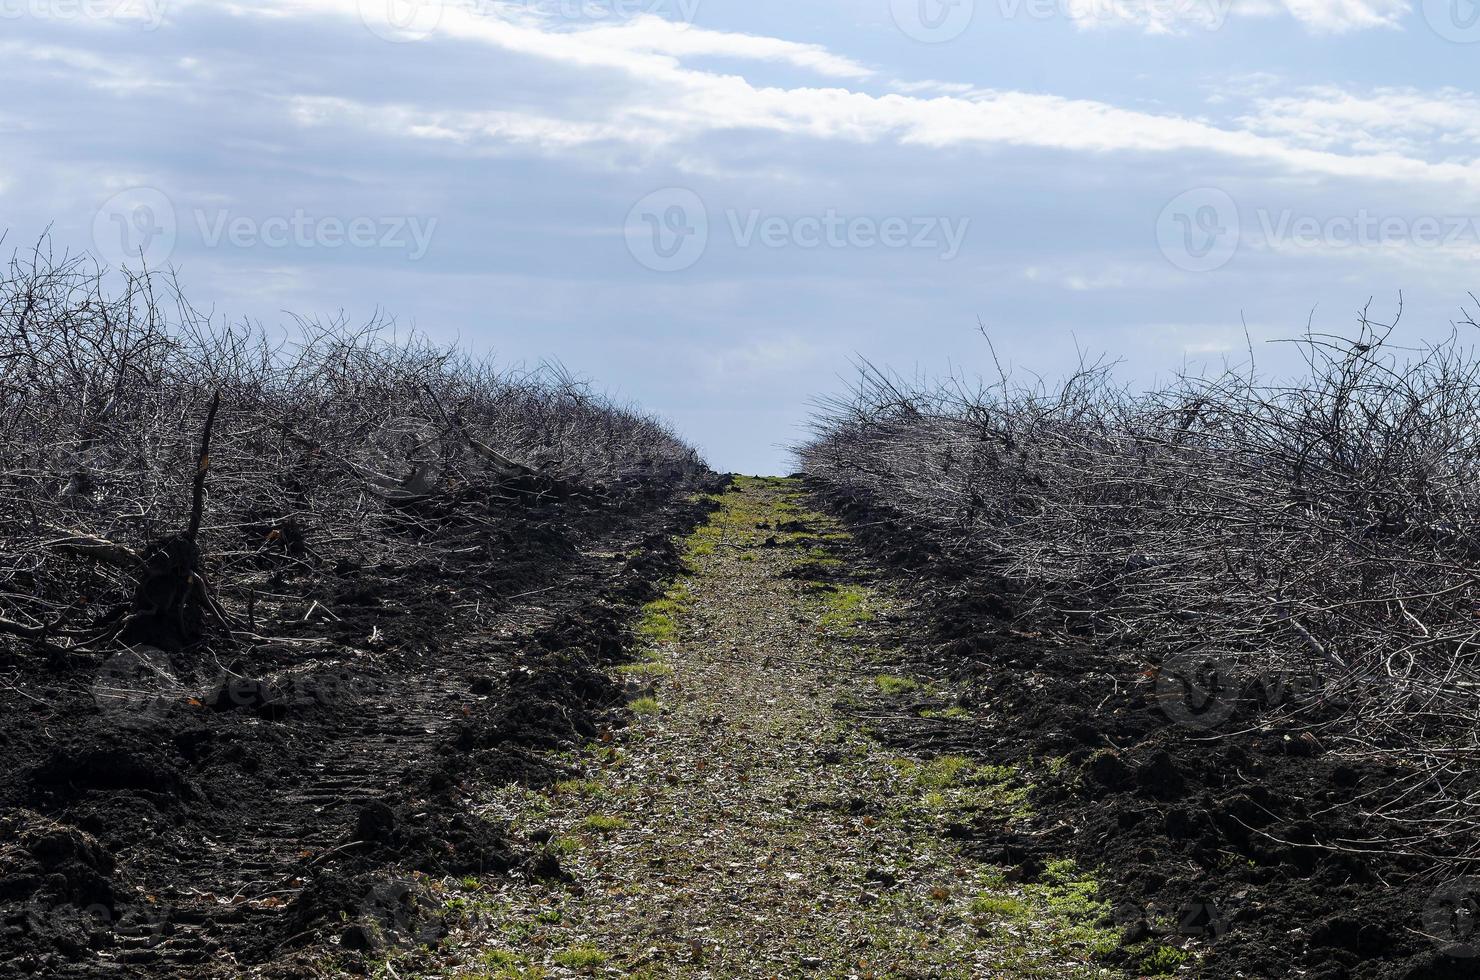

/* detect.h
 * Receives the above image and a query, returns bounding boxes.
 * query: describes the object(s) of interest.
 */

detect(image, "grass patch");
[875,675,919,696]
[819,584,875,632]
[1139,944,1192,974]
[466,949,547,979]
[635,581,690,646]
[552,943,608,969]
[581,814,628,833]
[629,696,661,716]
[920,706,969,720]
[889,756,1033,821]
[970,894,1033,921]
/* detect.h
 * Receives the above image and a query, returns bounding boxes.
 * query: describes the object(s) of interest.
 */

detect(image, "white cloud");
[1239,86,1480,157]
[1065,0,1408,33]
[0,40,179,93]
[200,1,1476,192]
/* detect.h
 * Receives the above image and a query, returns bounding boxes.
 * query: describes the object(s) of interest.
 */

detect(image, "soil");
[808,478,1479,980]
[9,469,1473,979]
[333,476,1122,978]
[0,472,719,977]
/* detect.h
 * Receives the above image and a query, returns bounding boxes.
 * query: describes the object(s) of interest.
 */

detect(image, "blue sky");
[4,0,1479,473]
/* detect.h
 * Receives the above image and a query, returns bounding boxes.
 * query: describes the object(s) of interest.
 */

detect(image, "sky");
[3,0,1479,473]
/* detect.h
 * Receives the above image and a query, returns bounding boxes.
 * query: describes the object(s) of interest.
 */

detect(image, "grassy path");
[429,478,1121,978]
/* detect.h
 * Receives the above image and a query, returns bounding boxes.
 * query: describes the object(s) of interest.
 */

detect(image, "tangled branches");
[803,302,1480,860]
[0,245,703,656]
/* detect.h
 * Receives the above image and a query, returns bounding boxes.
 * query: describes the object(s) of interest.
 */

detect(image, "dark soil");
[0,474,720,977]
[807,479,1479,980]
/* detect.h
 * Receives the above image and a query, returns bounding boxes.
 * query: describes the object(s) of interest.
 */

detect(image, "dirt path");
[409,478,1120,978]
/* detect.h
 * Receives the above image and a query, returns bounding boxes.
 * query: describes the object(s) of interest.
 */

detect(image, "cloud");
[0,39,180,93]
[1238,86,1480,157]
[1065,0,1408,33]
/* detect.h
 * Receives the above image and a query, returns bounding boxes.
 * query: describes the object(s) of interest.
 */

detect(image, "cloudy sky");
[4,0,1479,472]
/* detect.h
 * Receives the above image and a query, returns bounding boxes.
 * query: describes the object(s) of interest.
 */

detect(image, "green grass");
[888,756,1033,822]
[581,813,629,833]
[462,949,547,979]
[635,582,690,645]
[552,943,608,969]
[970,894,1033,921]
[875,675,919,696]
[819,584,875,632]
[614,661,674,678]
[1140,944,1192,974]
[630,696,661,716]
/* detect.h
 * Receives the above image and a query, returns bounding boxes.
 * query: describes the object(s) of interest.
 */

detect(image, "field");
[3,262,1476,978]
